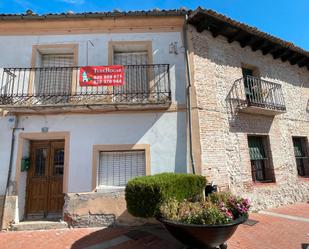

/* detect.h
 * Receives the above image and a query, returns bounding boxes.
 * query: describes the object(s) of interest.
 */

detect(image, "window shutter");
[114,52,148,65]
[113,52,149,97]
[38,54,74,95]
[293,138,304,157]
[98,150,146,187]
[42,54,74,67]
[248,136,266,160]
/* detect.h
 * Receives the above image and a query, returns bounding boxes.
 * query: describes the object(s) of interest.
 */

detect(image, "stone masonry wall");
[0,195,17,230]
[190,26,309,210]
[63,191,147,227]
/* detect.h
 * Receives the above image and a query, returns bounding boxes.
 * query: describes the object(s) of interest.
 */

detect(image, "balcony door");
[113,51,149,102]
[36,54,74,97]
[242,68,255,102]
[25,140,65,219]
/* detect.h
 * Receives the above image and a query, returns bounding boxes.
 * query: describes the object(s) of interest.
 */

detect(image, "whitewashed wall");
[0,116,13,195]
[0,111,187,220]
[0,32,186,104]
[17,112,187,191]
[0,31,188,196]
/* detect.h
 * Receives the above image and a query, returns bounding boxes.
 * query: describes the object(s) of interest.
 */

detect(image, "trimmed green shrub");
[125,173,207,218]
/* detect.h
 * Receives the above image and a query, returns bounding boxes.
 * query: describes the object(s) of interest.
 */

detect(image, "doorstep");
[11,220,68,231]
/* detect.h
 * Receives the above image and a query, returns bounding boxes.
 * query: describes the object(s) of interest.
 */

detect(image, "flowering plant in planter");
[159,192,250,225]
[125,174,250,249]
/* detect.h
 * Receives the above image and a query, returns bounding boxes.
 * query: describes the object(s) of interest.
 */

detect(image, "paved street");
[0,203,308,249]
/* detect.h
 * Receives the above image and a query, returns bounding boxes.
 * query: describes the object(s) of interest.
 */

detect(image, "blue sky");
[0,0,308,50]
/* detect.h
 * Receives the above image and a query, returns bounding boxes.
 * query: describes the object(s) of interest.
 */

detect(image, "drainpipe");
[183,14,195,175]
[1,116,23,229]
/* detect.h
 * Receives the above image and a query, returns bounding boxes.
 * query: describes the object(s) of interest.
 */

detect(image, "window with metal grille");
[97,150,146,187]
[36,54,74,95]
[113,51,149,101]
[292,137,309,177]
[247,135,275,183]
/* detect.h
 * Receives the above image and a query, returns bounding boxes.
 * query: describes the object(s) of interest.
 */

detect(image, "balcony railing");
[0,64,171,110]
[228,76,286,115]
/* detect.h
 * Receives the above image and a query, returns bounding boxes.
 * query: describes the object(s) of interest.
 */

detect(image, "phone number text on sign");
[80,65,125,86]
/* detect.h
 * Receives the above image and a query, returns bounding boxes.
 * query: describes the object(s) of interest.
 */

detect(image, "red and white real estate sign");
[80,65,125,86]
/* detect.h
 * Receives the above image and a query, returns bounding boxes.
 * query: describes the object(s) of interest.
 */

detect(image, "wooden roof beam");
[299,58,309,68]
[297,57,308,67]
[239,35,258,48]
[209,24,226,38]
[196,20,208,33]
[227,30,246,43]
[272,48,289,59]
[290,55,305,65]
[262,45,279,55]
[251,40,268,51]
[281,51,295,62]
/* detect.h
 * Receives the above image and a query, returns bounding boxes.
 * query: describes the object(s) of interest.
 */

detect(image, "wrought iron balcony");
[228,76,286,115]
[0,64,171,112]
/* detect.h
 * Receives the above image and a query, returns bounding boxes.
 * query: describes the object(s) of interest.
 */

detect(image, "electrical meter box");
[21,157,30,172]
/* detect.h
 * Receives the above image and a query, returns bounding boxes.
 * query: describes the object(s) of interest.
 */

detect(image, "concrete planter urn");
[158,215,247,249]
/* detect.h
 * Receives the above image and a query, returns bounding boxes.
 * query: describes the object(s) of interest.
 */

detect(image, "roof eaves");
[188,7,309,70]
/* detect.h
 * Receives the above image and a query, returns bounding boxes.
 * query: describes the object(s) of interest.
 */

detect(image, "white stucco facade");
[0,32,186,104]
[0,27,189,226]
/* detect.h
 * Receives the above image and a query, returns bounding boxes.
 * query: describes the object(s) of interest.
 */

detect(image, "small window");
[247,135,275,183]
[292,137,309,177]
[97,150,146,187]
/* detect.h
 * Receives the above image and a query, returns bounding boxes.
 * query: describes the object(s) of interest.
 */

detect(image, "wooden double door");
[26,140,65,218]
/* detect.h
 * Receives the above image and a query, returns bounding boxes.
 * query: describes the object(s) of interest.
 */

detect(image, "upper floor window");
[38,54,74,96]
[247,135,275,183]
[110,41,152,101]
[32,44,78,99]
[292,137,309,177]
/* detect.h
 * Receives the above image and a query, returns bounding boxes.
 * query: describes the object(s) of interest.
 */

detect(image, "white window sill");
[95,186,125,193]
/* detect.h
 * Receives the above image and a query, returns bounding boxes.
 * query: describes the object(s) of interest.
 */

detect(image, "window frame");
[92,144,150,191]
[29,44,79,96]
[292,136,309,178]
[107,41,155,101]
[247,135,276,183]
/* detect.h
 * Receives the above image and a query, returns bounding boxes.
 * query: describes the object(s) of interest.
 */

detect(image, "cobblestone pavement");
[0,203,308,249]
